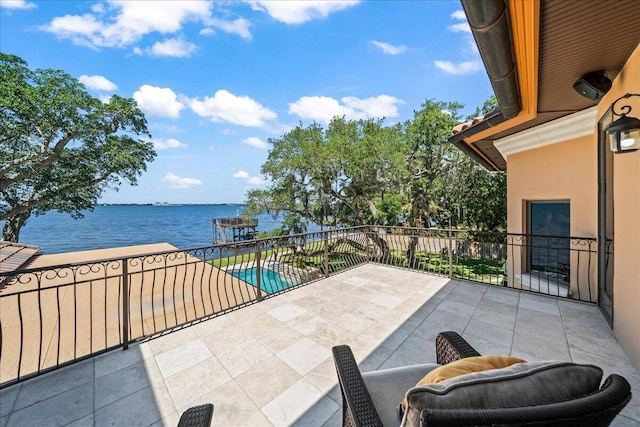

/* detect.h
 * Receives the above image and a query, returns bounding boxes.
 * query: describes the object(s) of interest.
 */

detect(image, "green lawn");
[391,250,505,285]
[210,243,503,286]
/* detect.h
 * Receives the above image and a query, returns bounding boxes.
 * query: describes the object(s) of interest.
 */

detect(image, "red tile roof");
[452,112,494,135]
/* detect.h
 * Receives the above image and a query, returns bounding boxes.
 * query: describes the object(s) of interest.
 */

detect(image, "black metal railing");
[0,226,597,387]
[364,227,597,302]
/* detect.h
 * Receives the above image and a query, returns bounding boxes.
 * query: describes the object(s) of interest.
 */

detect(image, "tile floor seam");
[8,381,95,423]
[508,290,522,355]
[151,353,182,412]
[461,282,488,338]
[557,299,575,363]
[373,279,450,369]
[3,382,22,419]
[2,384,19,426]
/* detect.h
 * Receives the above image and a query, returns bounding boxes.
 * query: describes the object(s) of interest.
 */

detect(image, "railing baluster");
[122,260,129,351]
[448,228,453,279]
[256,240,262,301]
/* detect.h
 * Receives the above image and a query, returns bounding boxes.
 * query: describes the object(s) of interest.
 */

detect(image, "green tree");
[0,53,156,241]
[246,118,406,230]
[404,99,464,228]
[435,150,506,231]
[467,94,498,119]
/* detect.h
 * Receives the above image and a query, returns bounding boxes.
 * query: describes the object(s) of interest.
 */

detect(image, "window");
[526,201,570,282]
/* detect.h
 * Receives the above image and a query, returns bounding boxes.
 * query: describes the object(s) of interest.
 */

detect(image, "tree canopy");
[246,97,506,235]
[0,53,156,241]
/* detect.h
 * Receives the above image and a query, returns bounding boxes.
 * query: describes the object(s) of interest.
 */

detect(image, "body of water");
[7,205,284,254]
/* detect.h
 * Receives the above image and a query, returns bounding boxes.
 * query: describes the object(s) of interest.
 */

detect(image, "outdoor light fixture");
[606,93,640,153]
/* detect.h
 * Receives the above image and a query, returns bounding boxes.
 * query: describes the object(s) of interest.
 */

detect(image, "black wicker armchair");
[177,403,213,427]
[332,331,631,427]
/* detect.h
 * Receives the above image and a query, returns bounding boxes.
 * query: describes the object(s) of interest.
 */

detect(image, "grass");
[391,250,505,285]
[210,237,368,273]
[210,242,504,287]
[210,248,277,268]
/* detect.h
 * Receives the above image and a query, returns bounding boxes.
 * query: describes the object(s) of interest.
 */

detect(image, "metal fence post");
[122,259,129,350]
[256,241,262,301]
[324,231,330,277]
[448,228,453,279]
[365,226,371,263]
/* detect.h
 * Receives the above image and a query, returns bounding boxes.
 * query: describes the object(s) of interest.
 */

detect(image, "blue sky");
[1,0,492,204]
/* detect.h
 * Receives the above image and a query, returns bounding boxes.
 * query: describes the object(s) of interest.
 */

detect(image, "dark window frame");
[525,200,571,282]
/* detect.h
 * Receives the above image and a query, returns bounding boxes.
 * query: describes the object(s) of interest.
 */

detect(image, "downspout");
[448,0,522,169]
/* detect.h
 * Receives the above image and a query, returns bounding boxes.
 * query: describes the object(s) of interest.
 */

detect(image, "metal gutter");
[448,0,522,170]
[463,0,521,119]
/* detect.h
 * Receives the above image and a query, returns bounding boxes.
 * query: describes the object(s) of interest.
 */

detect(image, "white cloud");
[247,176,266,185]
[148,38,197,57]
[233,170,250,179]
[152,138,187,150]
[434,60,483,75]
[41,1,212,49]
[91,3,105,14]
[79,74,117,92]
[242,137,268,149]
[448,9,470,33]
[371,40,406,55]
[0,0,36,9]
[289,95,403,124]
[161,172,202,189]
[190,90,277,127]
[434,9,480,76]
[451,10,466,20]
[233,170,266,186]
[247,0,359,24]
[133,85,184,118]
[202,17,251,40]
[448,22,471,33]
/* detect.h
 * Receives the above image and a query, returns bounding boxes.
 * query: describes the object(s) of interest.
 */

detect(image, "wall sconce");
[606,93,640,153]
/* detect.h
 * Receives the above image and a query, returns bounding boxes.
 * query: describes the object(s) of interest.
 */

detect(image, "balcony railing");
[0,226,597,387]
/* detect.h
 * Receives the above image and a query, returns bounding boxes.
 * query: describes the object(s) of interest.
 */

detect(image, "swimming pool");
[230,267,295,294]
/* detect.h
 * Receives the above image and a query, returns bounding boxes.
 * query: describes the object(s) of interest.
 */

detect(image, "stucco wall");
[506,134,598,299]
[597,43,640,371]
[506,134,597,237]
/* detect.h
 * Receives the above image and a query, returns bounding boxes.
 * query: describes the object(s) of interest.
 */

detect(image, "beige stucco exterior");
[505,134,598,300]
[506,134,597,237]
[503,43,640,371]
[596,43,640,372]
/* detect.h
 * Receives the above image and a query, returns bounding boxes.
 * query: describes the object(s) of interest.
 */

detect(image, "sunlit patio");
[1,264,638,426]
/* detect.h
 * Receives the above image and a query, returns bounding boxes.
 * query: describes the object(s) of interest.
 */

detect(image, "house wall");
[597,43,640,371]
[506,134,598,299]
[506,134,597,236]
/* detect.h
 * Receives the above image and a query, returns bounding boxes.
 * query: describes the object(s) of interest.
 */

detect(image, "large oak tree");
[0,53,156,242]
[246,118,406,229]
[245,98,506,241]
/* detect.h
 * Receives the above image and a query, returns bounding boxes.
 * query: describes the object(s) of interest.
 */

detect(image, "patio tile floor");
[1,264,638,426]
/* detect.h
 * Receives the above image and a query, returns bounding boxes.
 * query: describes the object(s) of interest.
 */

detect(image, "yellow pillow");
[401,356,526,411]
[418,355,527,385]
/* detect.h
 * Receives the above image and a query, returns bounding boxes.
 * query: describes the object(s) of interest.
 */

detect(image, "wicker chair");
[332,331,631,427]
[177,403,213,427]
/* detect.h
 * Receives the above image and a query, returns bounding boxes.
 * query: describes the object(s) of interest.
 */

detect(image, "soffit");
[461,0,640,171]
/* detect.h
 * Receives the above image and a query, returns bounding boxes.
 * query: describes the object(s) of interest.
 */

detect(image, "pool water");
[230,267,295,294]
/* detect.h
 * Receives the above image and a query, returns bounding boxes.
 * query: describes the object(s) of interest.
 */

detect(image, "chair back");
[420,374,631,427]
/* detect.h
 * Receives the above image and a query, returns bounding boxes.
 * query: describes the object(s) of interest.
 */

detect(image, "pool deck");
[1,264,638,426]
